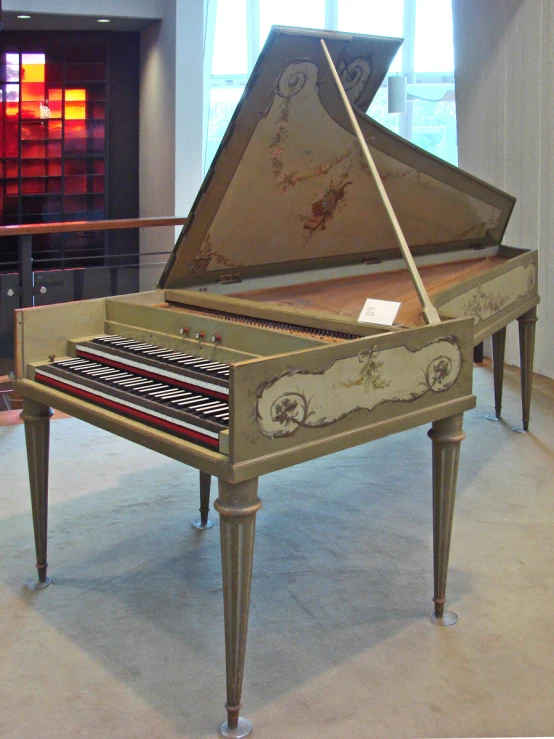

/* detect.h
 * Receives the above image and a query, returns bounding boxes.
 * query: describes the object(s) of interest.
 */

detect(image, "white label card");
[357,298,401,326]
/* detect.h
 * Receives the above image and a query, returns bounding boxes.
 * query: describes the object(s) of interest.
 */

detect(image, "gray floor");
[0,363,553,739]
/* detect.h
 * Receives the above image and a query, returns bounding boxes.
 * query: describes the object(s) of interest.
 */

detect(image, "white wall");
[453,0,553,379]
[138,1,205,291]
[139,10,177,290]
[175,0,205,222]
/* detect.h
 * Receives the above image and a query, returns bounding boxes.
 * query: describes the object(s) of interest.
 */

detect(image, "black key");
[137,382,167,393]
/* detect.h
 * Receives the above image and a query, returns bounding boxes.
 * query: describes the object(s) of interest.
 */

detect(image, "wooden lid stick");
[320,38,441,326]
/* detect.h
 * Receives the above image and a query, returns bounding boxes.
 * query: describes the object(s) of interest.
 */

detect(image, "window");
[204,0,457,171]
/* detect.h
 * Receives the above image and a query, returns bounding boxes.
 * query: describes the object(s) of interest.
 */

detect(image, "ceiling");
[1,11,156,32]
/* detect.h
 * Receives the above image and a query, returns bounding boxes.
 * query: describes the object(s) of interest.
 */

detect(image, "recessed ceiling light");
[17,15,31,19]
[97,18,110,23]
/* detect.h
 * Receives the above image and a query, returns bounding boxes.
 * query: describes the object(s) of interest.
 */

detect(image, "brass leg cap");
[219,717,253,738]
[192,517,215,529]
[25,576,51,591]
[430,610,458,626]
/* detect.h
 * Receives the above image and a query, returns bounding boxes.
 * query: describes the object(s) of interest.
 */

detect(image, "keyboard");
[34,336,230,450]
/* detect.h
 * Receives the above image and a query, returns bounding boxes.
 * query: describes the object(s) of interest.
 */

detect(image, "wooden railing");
[0,216,187,309]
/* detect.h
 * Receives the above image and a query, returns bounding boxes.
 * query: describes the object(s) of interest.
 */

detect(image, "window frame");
[203,0,456,171]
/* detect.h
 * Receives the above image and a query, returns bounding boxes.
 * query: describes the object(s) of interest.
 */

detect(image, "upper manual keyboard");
[76,335,229,400]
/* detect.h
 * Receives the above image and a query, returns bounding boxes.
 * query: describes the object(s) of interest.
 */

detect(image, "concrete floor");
[0,362,553,739]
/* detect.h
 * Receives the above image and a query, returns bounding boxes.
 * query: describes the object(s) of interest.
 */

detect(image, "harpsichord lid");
[160,26,515,290]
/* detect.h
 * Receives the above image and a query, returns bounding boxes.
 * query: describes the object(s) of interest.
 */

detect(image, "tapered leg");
[513,307,538,433]
[192,471,214,529]
[21,398,54,590]
[214,478,261,738]
[428,413,466,626]
[486,327,506,421]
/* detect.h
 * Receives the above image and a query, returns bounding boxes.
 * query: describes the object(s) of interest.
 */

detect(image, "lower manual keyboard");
[35,357,229,451]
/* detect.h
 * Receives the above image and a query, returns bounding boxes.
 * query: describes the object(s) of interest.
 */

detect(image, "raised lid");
[160,26,515,290]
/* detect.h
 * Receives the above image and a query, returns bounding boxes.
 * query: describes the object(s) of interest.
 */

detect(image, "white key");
[186,399,218,411]
[87,367,120,377]
[162,354,188,361]
[176,357,207,366]
[58,358,90,367]
[203,404,229,416]
[93,369,122,378]
[195,400,224,411]
[104,338,138,346]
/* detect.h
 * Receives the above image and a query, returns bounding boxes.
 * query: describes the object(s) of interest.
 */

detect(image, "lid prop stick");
[320,38,441,326]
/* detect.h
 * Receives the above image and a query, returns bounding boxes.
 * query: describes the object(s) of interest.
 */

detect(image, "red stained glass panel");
[1,49,106,227]
[65,176,87,194]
